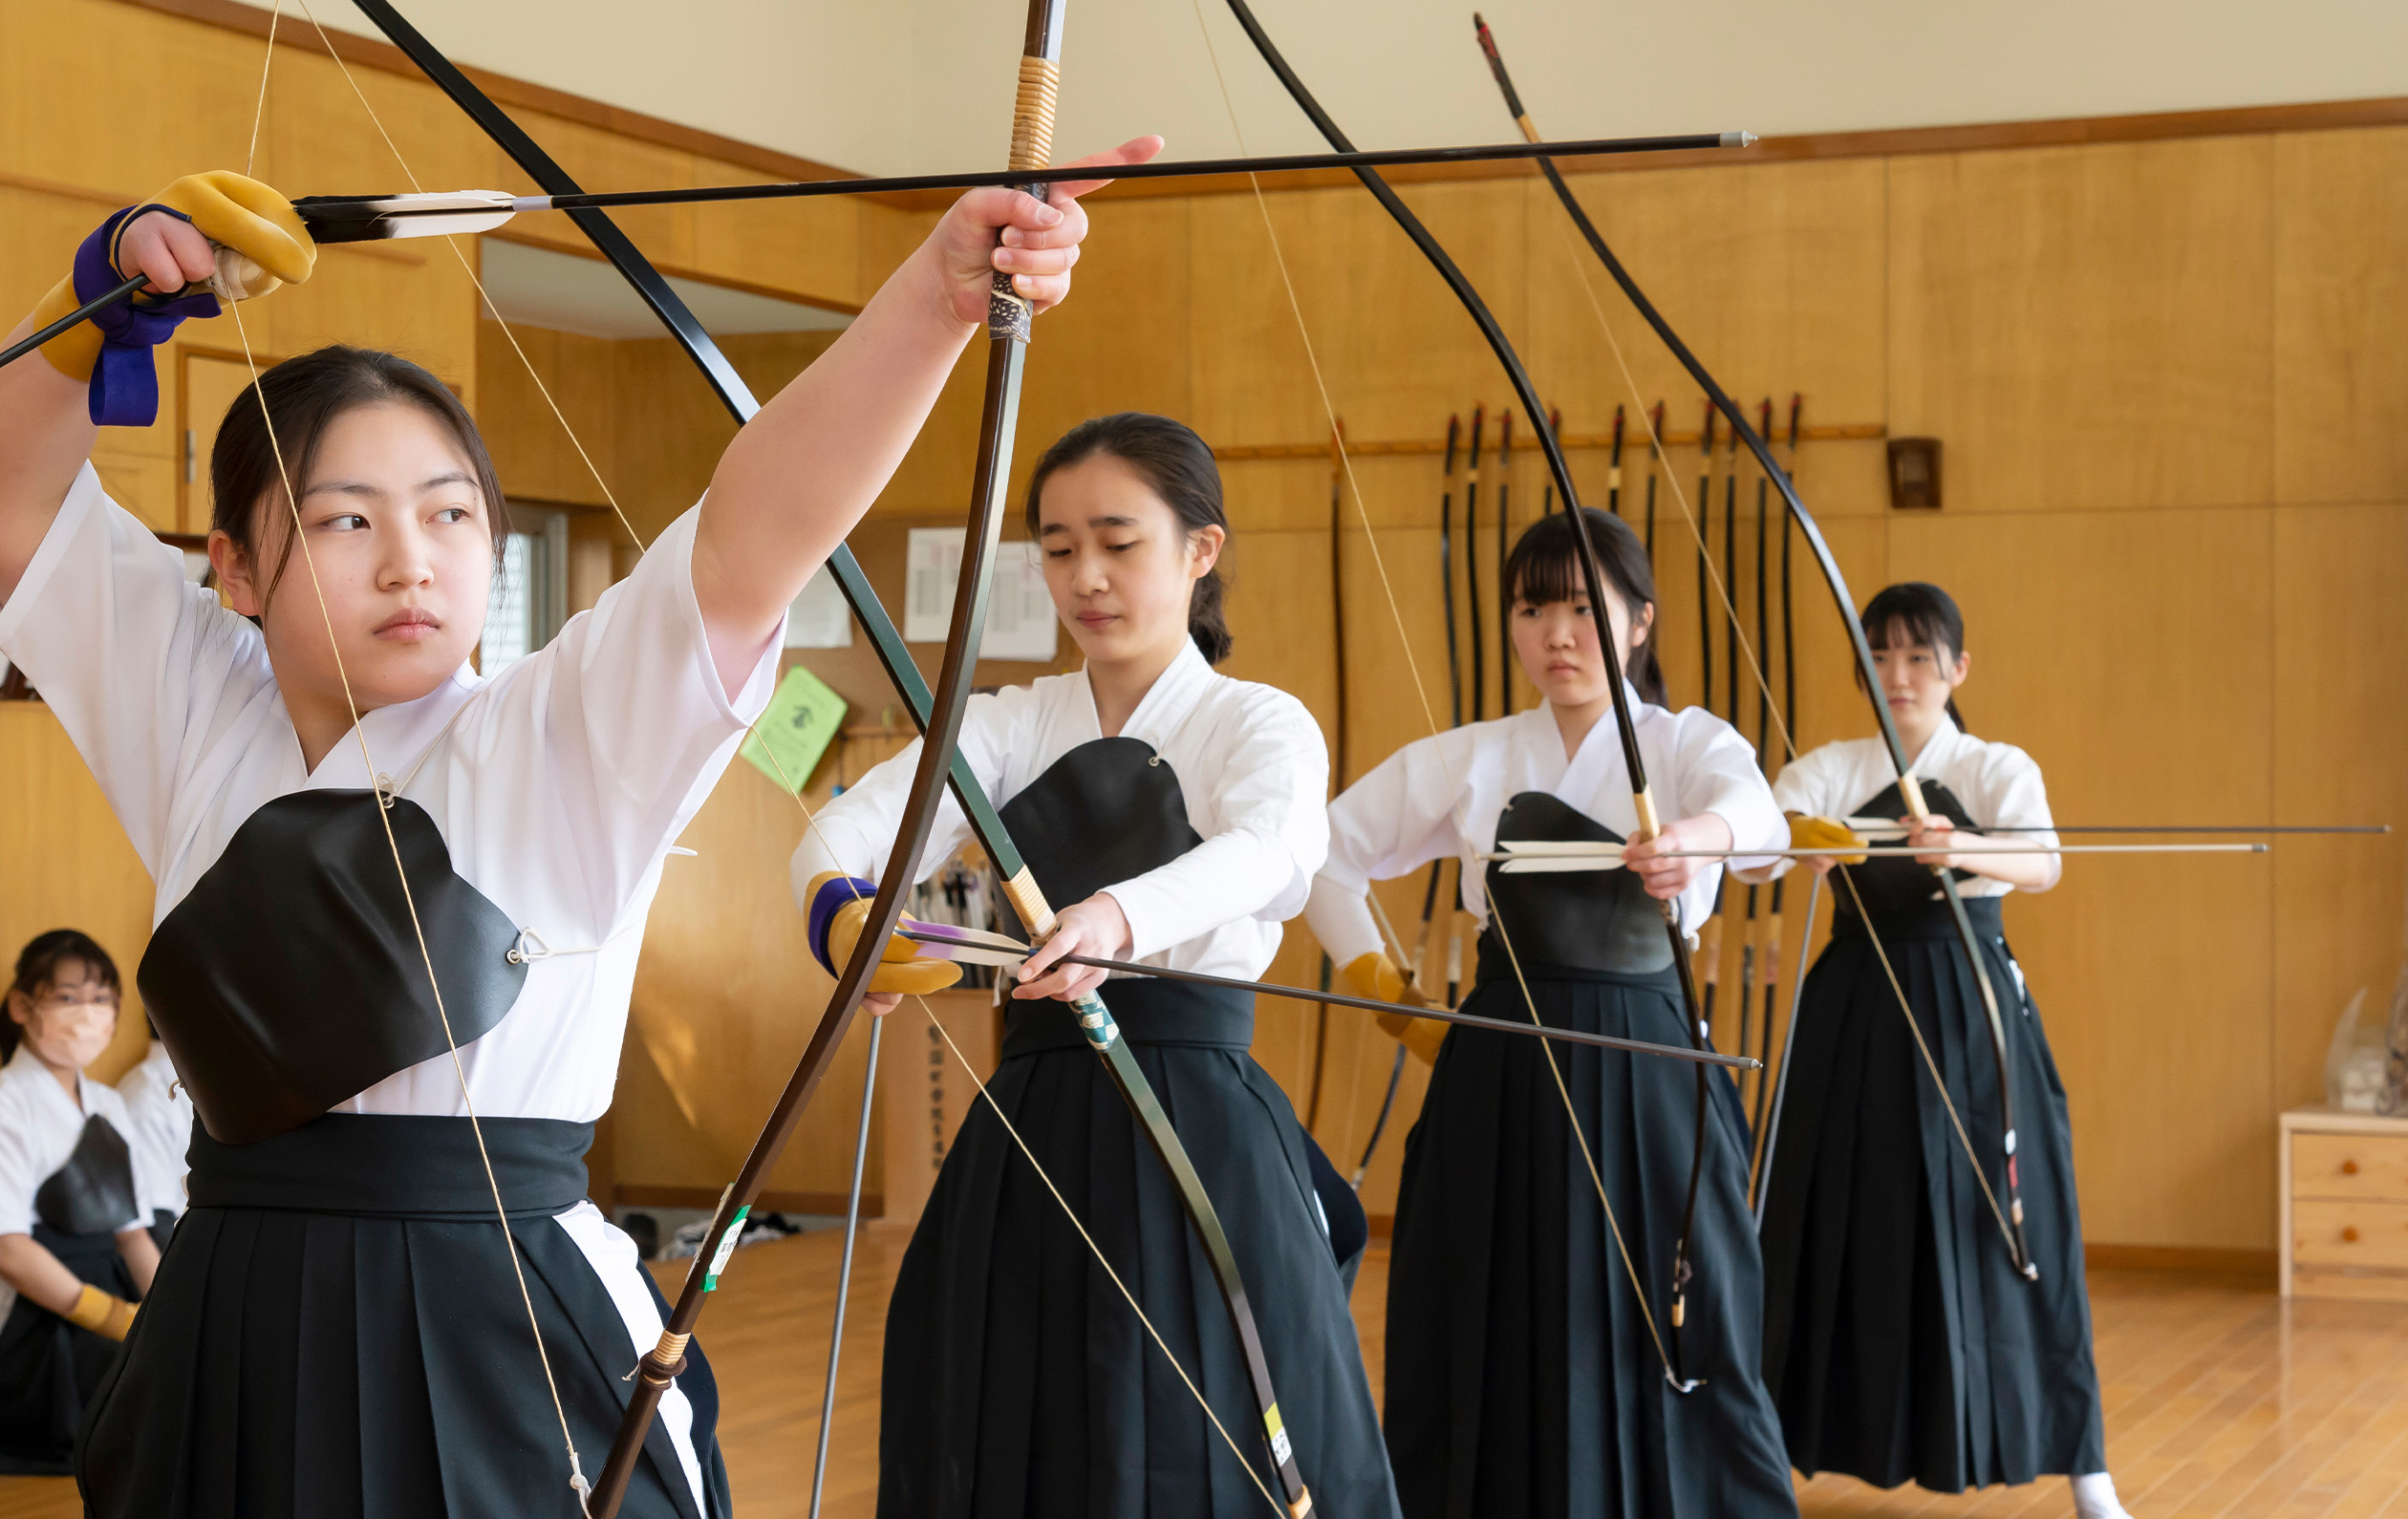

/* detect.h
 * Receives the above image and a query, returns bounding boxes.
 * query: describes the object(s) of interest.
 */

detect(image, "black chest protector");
[34,1115,138,1237]
[1837,777,1981,917]
[1482,791,1674,974]
[997,737,1202,939]
[135,791,527,1146]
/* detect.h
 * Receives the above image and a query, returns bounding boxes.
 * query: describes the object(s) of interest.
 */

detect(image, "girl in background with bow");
[0,930,153,1475]
[1302,507,1796,1518]
[0,143,1145,1517]
[795,412,1398,1519]
[1747,582,2126,1518]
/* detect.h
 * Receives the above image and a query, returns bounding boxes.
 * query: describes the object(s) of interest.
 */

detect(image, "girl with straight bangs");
[1748,583,2126,1517]
[792,412,1398,1519]
[0,147,1148,1517]
[1302,507,1796,1518]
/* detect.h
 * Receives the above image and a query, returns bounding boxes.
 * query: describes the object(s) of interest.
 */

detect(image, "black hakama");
[878,979,1396,1519]
[77,1113,730,1519]
[1758,893,2103,1490]
[1383,940,1796,1519]
[0,1221,139,1475]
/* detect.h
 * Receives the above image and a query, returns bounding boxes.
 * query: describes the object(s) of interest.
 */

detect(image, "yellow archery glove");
[1345,952,1448,1067]
[803,870,961,996]
[1789,814,1868,866]
[66,1282,138,1342]
[34,170,315,391]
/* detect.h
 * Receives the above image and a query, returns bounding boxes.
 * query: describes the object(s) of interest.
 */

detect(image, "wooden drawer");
[2291,1132,2408,1201]
[2292,1198,2408,1270]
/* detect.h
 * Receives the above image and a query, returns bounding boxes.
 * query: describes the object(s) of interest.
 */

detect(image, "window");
[480,504,571,673]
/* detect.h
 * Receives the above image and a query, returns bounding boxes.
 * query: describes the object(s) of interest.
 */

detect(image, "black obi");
[1482,791,1677,975]
[1837,777,1980,918]
[996,736,1201,941]
[135,791,527,1145]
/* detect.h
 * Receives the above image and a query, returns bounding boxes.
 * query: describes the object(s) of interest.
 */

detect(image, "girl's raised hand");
[931,136,1165,328]
[1012,891,1132,1003]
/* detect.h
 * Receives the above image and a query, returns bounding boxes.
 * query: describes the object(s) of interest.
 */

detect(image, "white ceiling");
[302,0,2408,179]
[474,238,852,340]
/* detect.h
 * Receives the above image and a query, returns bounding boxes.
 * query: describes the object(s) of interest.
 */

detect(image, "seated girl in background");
[0,929,156,1474]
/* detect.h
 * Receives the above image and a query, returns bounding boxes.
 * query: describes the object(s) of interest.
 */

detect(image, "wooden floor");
[6,1232,2407,1517]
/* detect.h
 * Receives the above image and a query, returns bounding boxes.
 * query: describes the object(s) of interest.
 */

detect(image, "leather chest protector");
[997,737,1201,938]
[1482,791,1674,974]
[136,791,527,1146]
[1838,777,1980,917]
[33,1115,138,1237]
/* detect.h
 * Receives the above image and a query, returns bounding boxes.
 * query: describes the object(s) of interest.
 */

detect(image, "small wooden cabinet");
[2282,1107,2408,1300]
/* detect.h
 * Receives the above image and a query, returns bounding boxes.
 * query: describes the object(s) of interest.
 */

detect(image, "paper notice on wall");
[784,565,855,649]
[904,528,1058,662]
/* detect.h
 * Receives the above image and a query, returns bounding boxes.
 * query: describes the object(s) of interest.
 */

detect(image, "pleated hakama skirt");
[877,978,1398,1519]
[1384,941,1796,1519]
[76,1113,728,1519]
[1757,894,2103,1491]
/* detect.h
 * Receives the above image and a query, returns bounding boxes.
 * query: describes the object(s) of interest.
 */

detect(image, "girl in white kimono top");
[0,931,156,1475]
[0,160,1133,1519]
[1749,583,2124,1518]
[1302,508,1798,1519]
[792,414,1399,1519]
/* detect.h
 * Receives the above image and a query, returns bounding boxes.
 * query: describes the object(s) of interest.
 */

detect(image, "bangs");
[1866,606,1956,656]
[1510,532,1586,608]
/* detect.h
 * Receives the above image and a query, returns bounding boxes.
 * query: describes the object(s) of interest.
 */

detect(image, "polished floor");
[4,1230,2406,1517]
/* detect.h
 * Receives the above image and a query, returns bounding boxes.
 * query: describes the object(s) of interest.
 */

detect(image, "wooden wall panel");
[1888,138,2275,515]
[474,321,620,510]
[1524,160,1890,473]
[2273,130,2408,506]
[2269,503,2408,1122]
[0,708,160,1085]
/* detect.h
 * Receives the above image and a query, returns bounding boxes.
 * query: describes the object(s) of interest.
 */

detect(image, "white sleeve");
[1674,714,1786,863]
[1667,713,1786,929]
[1318,735,1468,895]
[0,1105,35,1237]
[1976,742,2059,889]
[1302,872,1386,969]
[786,688,1016,910]
[493,506,784,921]
[1769,741,1851,820]
[1104,697,1329,960]
[1301,735,1466,970]
[0,465,275,874]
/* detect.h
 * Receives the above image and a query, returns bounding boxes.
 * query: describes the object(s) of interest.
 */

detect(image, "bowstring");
[242,11,598,1504]
[226,35,591,1511]
[1186,0,1681,1380]
[1540,201,2022,1254]
[280,1,1293,1490]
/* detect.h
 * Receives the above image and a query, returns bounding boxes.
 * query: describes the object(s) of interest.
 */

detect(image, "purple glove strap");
[78,205,220,427]
[806,875,878,975]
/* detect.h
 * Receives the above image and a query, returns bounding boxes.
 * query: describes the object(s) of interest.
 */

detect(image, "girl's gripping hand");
[1621,812,1735,901]
[930,137,1164,329]
[1013,891,1131,1003]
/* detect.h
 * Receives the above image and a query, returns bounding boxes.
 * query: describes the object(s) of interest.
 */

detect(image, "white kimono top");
[793,638,1329,981]
[0,1045,145,1322]
[1769,717,2059,897]
[0,464,782,1505]
[115,1038,192,1222]
[1309,695,1788,966]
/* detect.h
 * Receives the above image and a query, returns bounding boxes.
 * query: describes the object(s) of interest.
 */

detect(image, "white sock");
[2073,1471,2132,1519]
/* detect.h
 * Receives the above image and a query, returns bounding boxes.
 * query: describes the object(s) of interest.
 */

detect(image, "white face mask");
[16,981,118,1076]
